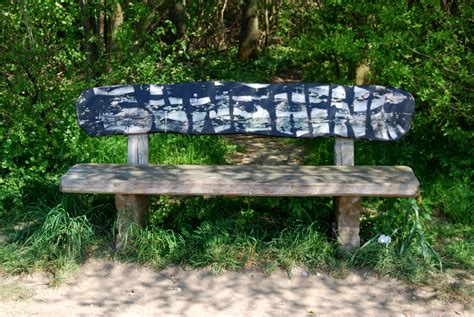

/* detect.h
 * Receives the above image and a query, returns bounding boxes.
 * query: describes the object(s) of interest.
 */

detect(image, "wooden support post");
[115,134,149,248]
[333,137,361,251]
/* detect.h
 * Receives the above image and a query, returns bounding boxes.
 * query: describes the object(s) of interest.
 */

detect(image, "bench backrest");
[76,81,414,141]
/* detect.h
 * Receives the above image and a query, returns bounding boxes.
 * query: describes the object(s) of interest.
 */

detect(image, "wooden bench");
[61,81,419,250]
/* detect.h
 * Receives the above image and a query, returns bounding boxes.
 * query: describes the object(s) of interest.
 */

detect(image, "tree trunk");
[217,0,228,51]
[109,3,124,54]
[170,1,187,40]
[79,0,99,66]
[441,0,458,15]
[355,63,371,85]
[264,0,269,50]
[238,0,259,61]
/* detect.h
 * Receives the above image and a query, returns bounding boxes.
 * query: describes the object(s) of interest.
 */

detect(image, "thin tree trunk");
[238,0,259,61]
[169,0,187,40]
[264,0,269,50]
[79,0,91,62]
[217,0,228,51]
[441,0,458,15]
[107,2,124,54]
[79,0,99,68]
[103,0,109,55]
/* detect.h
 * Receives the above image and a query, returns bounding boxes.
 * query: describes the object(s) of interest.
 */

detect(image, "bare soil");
[0,259,471,317]
[225,135,306,165]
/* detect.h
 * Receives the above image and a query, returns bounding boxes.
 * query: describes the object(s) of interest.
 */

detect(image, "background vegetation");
[0,0,472,300]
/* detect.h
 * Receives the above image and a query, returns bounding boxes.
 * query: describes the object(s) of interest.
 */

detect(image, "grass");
[0,185,471,304]
[116,203,336,274]
[350,239,435,283]
[432,223,473,270]
[0,195,102,276]
[84,134,232,165]
[267,222,336,272]
[117,224,184,268]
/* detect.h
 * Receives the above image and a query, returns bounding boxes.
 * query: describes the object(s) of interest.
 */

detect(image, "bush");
[428,179,473,225]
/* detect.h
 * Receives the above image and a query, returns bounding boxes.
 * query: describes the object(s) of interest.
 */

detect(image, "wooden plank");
[61,164,420,197]
[333,137,361,250]
[76,82,415,141]
[334,138,354,166]
[115,134,149,249]
[127,134,149,165]
[115,194,148,227]
[334,196,361,250]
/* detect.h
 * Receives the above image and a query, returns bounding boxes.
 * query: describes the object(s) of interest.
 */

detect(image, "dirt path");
[225,135,306,165]
[0,259,471,317]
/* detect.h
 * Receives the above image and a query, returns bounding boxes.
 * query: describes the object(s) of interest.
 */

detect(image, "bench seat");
[61,164,419,197]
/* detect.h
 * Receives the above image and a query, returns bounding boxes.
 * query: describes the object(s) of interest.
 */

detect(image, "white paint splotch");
[77,81,415,141]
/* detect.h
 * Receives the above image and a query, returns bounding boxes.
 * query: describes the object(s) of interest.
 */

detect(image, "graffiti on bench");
[77,81,414,141]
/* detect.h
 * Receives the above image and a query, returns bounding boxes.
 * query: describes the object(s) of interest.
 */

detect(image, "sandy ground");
[0,259,471,317]
[225,135,306,166]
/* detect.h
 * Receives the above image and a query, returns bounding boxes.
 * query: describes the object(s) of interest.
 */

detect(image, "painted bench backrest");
[77,81,415,141]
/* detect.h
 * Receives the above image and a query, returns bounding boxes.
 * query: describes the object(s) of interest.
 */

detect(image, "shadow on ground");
[1,260,470,316]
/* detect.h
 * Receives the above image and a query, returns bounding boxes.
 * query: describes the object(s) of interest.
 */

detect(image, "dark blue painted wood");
[76,81,415,141]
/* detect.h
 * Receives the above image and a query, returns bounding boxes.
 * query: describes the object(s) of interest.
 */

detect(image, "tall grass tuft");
[115,215,337,274]
[184,220,259,272]
[352,198,443,281]
[268,222,336,272]
[24,204,94,257]
[349,240,429,282]
[117,223,184,268]
[0,202,95,275]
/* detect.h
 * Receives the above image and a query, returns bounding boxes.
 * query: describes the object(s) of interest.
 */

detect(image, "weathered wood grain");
[61,164,419,197]
[115,194,148,229]
[333,137,361,250]
[334,138,355,166]
[76,82,415,141]
[127,134,149,165]
[115,133,150,249]
[334,196,361,250]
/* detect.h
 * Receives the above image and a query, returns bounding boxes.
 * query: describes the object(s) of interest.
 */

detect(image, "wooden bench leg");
[334,138,361,251]
[115,194,149,249]
[115,134,150,249]
[334,196,361,251]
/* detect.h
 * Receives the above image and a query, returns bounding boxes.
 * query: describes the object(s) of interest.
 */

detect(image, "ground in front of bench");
[0,260,467,316]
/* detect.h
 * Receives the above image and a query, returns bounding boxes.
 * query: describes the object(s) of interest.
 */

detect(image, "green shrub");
[428,178,473,225]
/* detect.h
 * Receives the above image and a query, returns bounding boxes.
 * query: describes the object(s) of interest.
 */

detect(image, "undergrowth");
[116,218,337,273]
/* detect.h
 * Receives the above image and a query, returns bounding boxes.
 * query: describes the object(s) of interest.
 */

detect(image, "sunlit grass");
[0,199,99,277]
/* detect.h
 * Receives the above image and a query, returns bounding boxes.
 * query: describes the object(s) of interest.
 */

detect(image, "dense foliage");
[0,0,472,291]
